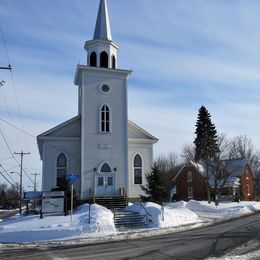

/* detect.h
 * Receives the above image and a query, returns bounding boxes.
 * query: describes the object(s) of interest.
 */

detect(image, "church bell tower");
[74,0,132,199]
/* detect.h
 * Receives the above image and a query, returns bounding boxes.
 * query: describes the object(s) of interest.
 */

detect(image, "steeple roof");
[93,0,112,41]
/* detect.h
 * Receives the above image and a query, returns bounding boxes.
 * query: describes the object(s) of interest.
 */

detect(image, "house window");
[188,187,193,198]
[100,163,111,173]
[56,153,67,188]
[134,154,142,184]
[188,171,192,182]
[100,105,110,133]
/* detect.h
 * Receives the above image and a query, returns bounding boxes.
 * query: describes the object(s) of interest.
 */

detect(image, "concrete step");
[114,210,146,229]
[95,196,127,210]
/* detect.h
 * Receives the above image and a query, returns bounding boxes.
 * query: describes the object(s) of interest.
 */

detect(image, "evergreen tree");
[194,106,219,161]
[141,164,168,204]
[194,106,219,203]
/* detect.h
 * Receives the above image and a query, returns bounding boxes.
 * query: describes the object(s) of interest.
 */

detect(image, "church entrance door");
[96,175,115,196]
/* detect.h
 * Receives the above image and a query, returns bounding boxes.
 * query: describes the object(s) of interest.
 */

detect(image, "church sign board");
[40,191,65,218]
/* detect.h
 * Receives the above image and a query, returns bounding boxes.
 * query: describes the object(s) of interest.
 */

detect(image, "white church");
[37,0,158,201]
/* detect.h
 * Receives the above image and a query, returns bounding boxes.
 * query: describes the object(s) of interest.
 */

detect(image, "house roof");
[173,158,251,187]
[37,115,81,159]
[128,120,159,143]
[37,116,159,159]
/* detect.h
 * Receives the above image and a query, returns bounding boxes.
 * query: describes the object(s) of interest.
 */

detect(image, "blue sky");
[0,0,259,189]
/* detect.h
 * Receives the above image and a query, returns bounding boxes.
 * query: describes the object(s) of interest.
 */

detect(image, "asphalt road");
[0,213,260,260]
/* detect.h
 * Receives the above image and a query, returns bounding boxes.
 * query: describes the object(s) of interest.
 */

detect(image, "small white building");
[37,0,158,201]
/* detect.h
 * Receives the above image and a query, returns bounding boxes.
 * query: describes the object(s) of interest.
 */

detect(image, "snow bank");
[186,200,260,217]
[125,202,200,228]
[0,203,116,243]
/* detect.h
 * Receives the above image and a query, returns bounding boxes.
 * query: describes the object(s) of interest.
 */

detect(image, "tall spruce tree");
[194,106,219,203]
[141,164,168,204]
[194,106,219,161]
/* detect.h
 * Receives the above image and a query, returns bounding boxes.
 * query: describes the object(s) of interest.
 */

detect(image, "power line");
[0,128,34,184]
[0,24,29,152]
[0,118,35,138]
[0,171,15,187]
[0,25,11,65]
[14,151,30,215]
[0,129,20,165]
[0,164,16,184]
[1,117,80,160]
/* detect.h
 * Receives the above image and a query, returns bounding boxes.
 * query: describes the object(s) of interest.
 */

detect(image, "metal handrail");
[139,202,152,225]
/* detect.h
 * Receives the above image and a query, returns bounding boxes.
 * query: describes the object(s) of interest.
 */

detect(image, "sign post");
[66,174,80,223]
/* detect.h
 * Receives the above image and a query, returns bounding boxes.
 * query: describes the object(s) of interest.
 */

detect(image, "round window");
[101,84,110,93]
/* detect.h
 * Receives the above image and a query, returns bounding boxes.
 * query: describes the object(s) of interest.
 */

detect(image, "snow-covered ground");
[0,200,259,245]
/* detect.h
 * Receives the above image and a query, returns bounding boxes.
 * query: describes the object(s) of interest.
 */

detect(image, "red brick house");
[172,158,254,201]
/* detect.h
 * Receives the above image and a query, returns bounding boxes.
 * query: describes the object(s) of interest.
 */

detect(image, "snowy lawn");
[0,204,115,243]
[0,200,259,244]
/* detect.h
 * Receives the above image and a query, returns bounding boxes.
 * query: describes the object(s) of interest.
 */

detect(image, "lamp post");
[10,171,22,215]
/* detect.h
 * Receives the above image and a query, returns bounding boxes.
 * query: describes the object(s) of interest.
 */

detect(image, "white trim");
[96,161,113,174]
[99,103,112,134]
[128,120,158,141]
[99,83,111,94]
[54,152,69,187]
[132,153,143,185]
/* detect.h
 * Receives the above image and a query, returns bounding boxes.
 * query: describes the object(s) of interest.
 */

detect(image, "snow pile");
[125,202,200,228]
[0,200,260,244]
[0,203,116,243]
[186,200,260,217]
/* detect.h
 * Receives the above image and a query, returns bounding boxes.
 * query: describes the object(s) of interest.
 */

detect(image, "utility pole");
[0,64,11,70]
[31,173,40,191]
[0,65,11,87]
[14,151,30,215]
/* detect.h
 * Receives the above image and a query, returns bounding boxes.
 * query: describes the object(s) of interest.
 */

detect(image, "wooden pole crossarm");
[0,65,12,70]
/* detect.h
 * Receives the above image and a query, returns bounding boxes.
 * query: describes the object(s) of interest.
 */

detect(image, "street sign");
[65,174,79,223]
[66,174,80,183]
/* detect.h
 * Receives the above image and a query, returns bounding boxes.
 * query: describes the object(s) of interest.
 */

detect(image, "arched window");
[112,55,116,69]
[100,104,110,133]
[100,51,108,68]
[56,153,67,187]
[101,163,111,173]
[90,52,97,67]
[134,154,142,184]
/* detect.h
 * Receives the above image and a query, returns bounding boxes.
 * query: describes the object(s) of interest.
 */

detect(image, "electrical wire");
[0,164,16,184]
[0,117,81,160]
[0,24,29,154]
[0,128,34,184]
[0,118,35,138]
[0,171,15,187]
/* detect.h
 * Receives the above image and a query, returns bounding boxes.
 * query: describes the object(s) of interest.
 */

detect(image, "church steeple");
[94,0,112,41]
[84,0,119,69]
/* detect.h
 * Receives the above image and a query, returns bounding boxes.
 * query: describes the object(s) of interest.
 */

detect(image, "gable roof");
[38,115,81,139]
[128,120,159,143]
[37,115,81,159]
[37,116,158,159]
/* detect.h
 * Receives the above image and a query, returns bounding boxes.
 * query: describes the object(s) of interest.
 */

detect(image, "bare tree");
[181,144,195,163]
[153,153,181,201]
[229,135,260,178]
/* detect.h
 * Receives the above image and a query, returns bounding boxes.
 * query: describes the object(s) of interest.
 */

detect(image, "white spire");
[93,0,112,41]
